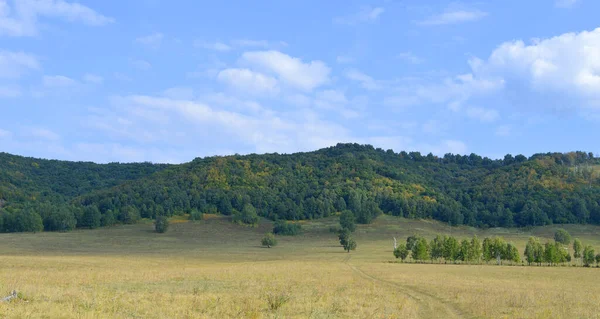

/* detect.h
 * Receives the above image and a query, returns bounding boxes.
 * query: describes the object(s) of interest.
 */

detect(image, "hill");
[1,143,600,232]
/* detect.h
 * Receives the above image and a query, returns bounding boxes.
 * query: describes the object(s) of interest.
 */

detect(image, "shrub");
[273,220,301,236]
[189,209,203,221]
[155,216,169,233]
[261,233,277,248]
[554,229,572,245]
[233,204,259,226]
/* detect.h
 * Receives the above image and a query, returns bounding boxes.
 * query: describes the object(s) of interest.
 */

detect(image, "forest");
[1,143,599,233]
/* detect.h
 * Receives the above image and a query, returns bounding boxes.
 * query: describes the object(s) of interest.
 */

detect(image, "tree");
[101,210,116,227]
[573,238,583,265]
[411,237,429,262]
[338,228,351,247]
[43,208,77,232]
[524,237,538,265]
[80,205,101,229]
[554,229,572,245]
[339,210,356,232]
[469,235,482,263]
[273,220,301,235]
[504,243,520,264]
[393,243,409,261]
[595,254,600,267]
[233,204,259,226]
[406,235,419,251]
[430,235,445,262]
[583,245,595,267]
[458,239,470,262]
[261,233,277,248]
[442,236,459,262]
[344,238,357,252]
[154,216,169,233]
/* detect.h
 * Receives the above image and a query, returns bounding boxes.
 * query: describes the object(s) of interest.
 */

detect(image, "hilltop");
[1,143,599,232]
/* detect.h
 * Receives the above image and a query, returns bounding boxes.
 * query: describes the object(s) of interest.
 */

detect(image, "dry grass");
[1,215,600,318]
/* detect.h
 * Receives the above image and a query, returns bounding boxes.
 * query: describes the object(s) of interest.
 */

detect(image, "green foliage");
[443,236,459,262]
[573,238,583,259]
[101,209,116,227]
[338,228,351,247]
[0,207,43,232]
[2,145,600,233]
[189,209,203,221]
[79,205,101,229]
[411,237,429,261]
[233,204,259,226]
[43,208,77,232]
[273,220,301,236]
[554,229,572,245]
[344,238,357,253]
[596,254,600,266]
[261,232,277,248]
[583,245,595,267]
[393,243,409,261]
[339,210,356,232]
[524,237,544,265]
[154,216,169,233]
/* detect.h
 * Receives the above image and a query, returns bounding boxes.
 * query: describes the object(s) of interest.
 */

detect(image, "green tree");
[233,204,259,226]
[430,235,445,262]
[339,210,356,232]
[554,229,572,245]
[154,215,169,233]
[43,208,77,232]
[344,238,357,253]
[338,228,351,247]
[583,245,595,267]
[595,254,600,267]
[101,210,116,227]
[411,237,430,262]
[393,243,409,261]
[469,235,482,263]
[524,237,538,265]
[261,232,277,248]
[189,209,203,221]
[458,239,470,262]
[406,235,419,251]
[443,236,460,262]
[573,238,583,265]
[504,243,520,264]
[80,205,101,229]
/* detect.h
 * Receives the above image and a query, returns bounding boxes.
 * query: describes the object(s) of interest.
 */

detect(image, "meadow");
[2,214,600,318]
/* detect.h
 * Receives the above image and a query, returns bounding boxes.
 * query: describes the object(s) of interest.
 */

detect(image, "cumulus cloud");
[397,52,424,64]
[465,107,499,122]
[131,59,152,71]
[194,41,231,52]
[83,73,103,84]
[27,127,60,140]
[0,50,39,77]
[217,68,279,95]
[418,9,488,26]
[0,85,21,97]
[314,90,362,119]
[334,6,384,25]
[241,50,330,91]
[43,75,77,87]
[0,0,114,36]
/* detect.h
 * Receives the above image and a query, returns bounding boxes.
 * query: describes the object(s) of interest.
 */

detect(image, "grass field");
[2,215,600,318]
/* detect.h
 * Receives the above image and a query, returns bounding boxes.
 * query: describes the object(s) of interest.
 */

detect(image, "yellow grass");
[1,215,600,318]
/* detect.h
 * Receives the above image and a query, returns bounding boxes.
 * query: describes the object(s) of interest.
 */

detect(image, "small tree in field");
[261,233,277,248]
[339,210,356,232]
[595,254,600,267]
[573,238,583,265]
[583,245,595,267]
[155,216,169,233]
[554,229,572,245]
[394,243,409,261]
[344,238,357,253]
[338,228,351,247]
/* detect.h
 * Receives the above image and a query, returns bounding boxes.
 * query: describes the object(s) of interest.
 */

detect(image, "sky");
[1,0,599,163]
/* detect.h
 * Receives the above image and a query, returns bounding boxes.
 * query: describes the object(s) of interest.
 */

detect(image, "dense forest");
[1,144,599,233]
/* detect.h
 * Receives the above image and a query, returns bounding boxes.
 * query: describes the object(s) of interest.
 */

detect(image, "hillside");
[1,144,599,232]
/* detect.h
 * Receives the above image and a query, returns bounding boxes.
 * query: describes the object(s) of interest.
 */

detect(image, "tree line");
[393,229,600,267]
[2,144,600,233]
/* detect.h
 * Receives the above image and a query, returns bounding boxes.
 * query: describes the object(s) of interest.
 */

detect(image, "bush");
[155,216,169,233]
[554,229,572,245]
[261,232,277,248]
[101,210,116,226]
[189,209,203,221]
[233,204,259,226]
[273,220,301,236]
[43,208,77,232]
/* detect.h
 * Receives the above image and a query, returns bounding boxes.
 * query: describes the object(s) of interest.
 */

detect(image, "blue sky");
[1,0,599,163]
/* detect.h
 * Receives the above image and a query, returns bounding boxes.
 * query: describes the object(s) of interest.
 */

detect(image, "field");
[2,215,600,318]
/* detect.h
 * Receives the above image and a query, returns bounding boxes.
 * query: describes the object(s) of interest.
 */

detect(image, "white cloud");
[0,85,21,97]
[314,90,362,119]
[0,50,39,77]
[418,9,488,26]
[194,41,231,52]
[0,0,114,36]
[555,0,578,8]
[131,59,152,71]
[43,75,77,87]
[345,69,380,90]
[217,68,279,95]
[241,50,330,91]
[397,52,424,64]
[334,6,385,25]
[135,32,163,48]
[162,87,195,100]
[83,73,103,84]
[472,27,600,110]
[465,107,499,122]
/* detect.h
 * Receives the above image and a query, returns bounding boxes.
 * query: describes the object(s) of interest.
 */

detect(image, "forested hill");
[1,144,600,233]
